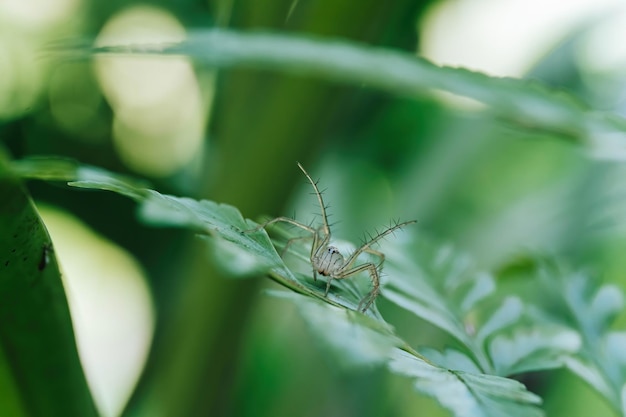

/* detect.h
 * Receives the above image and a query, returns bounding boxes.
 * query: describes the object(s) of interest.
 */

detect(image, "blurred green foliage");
[3,0,626,417]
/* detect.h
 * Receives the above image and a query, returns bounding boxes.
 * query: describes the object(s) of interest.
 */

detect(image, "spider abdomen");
[315,246,344,276]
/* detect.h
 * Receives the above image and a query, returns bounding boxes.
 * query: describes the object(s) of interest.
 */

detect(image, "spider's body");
[315,246,344,277]
[250,163,415,312]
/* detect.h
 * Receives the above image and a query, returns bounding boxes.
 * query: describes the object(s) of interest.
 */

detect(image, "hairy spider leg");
[247,216,315,235]
[327,261,380,312]
[280,234,313,257]
[297,162,331,238]
[321,247,384,297]
[249,163,332,261]
[331,220,416,311]
[310,228,332,282]
[362,247,385,267]
[248,216,327,281]
[342,220,416,269]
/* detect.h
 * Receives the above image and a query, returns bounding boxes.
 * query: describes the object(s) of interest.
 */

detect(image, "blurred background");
[2,0,626,416]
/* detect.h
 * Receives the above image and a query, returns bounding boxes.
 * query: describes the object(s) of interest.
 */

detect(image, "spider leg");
[358,287,379,313]
[362,248,385,268]
[343,220,416,268]
[324,277,333,296]
[280,234,312,257]
[333,262,380,313]
[244,216,316,235]
[311,230,321,282]
[246,216,329,282]
[297,162,331,237]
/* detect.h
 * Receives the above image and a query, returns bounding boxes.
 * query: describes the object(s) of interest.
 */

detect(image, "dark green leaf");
[0,155,98,417]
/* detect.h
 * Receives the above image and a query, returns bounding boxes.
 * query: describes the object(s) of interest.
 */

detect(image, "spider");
[248,163,416,313]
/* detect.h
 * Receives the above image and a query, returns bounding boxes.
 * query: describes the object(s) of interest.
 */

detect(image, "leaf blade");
[57,29,626,156]
[0,157,98,417]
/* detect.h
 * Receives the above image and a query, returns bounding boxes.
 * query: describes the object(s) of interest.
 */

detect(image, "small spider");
[249,162,416,312]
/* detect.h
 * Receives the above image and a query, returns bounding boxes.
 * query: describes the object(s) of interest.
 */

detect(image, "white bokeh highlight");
[39,205,154,417]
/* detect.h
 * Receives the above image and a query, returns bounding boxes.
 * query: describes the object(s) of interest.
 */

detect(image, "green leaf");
[389,350,543,417]
[475,297,524,348]
[10,157,292,280]
[382,239,586,386]
[69,165,150,200]
[9,156,79,181]
[528,263,626,413]
[418,347,482,374]
[0,346,28,417]
[383,239,496,372]
[11,156,149,200]
[547,270,624,341]
[138,190,292,278]
[269,291,403,369]
[11,157,583,417]
[415,313,581,379]
[562,356,615,404]
[275,290,544,417]
[488,326,581,376]
[0,155,98,417]
[57,29,626,157]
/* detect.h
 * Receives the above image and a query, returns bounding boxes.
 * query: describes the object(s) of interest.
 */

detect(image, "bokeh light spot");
[420,0,623,77]
[95,5,207,177]
[0,37,44,120]
[0,0,81,29]
[38,205,155,417]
